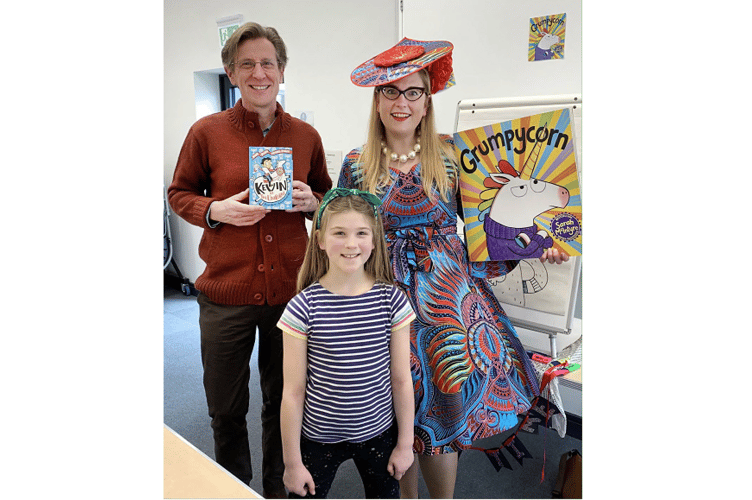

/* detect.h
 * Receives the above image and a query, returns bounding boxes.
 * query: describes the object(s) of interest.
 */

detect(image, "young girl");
[278,188,416,499]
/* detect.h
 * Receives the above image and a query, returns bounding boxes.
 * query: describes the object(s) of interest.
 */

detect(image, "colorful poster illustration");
[529,13,566,61]
[454,108,582,262]
[249,147,293,210]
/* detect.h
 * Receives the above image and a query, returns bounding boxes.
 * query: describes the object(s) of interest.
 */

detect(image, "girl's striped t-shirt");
[278,281,415,443]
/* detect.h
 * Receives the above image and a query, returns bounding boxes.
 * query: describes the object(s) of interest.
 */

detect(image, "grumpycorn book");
[454,108,582,262]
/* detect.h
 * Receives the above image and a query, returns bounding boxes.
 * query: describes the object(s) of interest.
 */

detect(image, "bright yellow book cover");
[454,108,582,262]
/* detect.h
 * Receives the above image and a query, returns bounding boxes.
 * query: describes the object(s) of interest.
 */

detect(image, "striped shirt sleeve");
[390,286,415,331]
[277,292,309,340]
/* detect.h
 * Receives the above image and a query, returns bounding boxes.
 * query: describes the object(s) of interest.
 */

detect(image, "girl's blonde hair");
[358,69,458,202]
[297,195,393,292]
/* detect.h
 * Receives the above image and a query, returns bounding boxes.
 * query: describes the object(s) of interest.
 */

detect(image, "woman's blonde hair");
[296,195,393,292]
[358,69,458,201]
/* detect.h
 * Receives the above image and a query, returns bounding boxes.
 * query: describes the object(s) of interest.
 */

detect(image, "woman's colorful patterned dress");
[338,143,540,455]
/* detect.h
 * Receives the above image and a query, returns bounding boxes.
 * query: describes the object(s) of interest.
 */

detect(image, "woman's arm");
[387,324,415,480]
[280,332,316,497]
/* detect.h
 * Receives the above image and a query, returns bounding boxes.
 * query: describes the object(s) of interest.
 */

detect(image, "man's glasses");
[232,59,277,71]
[378,86,426,101]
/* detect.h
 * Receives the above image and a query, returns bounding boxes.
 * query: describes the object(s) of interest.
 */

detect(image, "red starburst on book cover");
[374,45,425,67]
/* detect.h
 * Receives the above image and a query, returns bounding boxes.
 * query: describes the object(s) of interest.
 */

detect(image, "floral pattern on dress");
[338,141,539,454]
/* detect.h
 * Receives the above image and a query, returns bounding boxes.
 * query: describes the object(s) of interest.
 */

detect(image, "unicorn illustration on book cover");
[454,108,582,262]
[529,13,566,61]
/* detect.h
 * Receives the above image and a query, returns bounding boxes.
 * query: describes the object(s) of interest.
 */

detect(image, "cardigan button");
[254,293,263,302]
[257,264,265,272]
[265,234,273,242]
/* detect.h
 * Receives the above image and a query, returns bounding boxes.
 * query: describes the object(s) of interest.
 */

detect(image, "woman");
[340,39,568,498]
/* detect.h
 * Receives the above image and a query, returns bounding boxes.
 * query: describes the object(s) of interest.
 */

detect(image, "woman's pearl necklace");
[381,139,421,163]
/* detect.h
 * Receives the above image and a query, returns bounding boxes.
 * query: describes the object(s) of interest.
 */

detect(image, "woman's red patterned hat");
[351,38,455,95]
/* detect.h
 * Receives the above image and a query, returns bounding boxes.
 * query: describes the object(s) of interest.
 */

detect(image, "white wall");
[165,0,581,284]
[193,70,222,120]
[403,0,582,135]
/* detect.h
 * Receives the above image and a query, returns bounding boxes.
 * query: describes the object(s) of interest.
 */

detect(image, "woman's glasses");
[378,86,426,101]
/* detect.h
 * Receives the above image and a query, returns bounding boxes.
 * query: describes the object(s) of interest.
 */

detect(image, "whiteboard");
[454,94,582,335]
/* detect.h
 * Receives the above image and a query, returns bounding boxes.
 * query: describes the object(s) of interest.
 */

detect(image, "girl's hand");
[539,247,570,264]
[387,445,414,481]
[283,462,316,497]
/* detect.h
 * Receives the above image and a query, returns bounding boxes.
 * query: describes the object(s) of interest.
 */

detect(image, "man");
[168,22,332,498]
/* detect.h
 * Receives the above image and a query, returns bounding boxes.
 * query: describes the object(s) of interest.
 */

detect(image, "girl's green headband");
[315,188,382,229]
